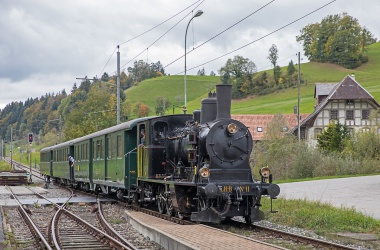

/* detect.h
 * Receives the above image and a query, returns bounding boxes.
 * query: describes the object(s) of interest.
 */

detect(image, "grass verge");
[262,197,380,236]
[0,160,12,171]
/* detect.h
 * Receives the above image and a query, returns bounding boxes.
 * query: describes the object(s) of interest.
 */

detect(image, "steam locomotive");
[40,84,280,223]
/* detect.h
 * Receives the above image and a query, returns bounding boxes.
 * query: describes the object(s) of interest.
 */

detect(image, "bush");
[253,114,380,181]
[292,146,321,178]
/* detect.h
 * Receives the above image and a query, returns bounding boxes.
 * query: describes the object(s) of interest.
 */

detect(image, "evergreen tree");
[317,122,350,153]
[268,44,279,84]
[287,60,296,76]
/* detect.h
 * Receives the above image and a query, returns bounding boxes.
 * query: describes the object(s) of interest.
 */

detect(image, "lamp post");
[184,10,203,114]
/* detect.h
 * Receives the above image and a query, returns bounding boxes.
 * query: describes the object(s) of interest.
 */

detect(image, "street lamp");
[184,10,203,114]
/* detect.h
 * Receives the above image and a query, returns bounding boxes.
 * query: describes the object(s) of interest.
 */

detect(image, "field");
[125,42,380,115]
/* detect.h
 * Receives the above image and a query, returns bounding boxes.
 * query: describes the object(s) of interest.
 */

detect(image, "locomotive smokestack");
[216,84,232,119]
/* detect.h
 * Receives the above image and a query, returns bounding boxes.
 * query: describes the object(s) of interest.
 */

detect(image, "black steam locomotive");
[41,84,280,223]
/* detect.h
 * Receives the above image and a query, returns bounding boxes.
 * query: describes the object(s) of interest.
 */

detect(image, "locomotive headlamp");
[227,123,238,134]
[199,167,210,178]
[260,167,270,178]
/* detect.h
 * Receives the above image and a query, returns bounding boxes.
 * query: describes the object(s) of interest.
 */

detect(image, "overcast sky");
[1,0,379,110]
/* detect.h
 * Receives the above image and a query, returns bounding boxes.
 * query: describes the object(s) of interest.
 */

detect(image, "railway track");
[253,223,359,250]
[3,157,44,182]
[5,186,142,250]
[3,159,375,249]
[215,217,365,250]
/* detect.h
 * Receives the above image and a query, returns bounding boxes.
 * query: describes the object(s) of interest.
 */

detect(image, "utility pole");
[10,127,13,169]
[297,52,301,144]
[1,138,3,160]
[117,45,121,125]
[29,142,32,183]
[58,115,62,143]
[76,45,121,125]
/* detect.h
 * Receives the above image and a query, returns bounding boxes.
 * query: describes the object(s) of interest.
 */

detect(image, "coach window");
[107,137,111,160]
[95,140,102,160]
[117,135,122,158]
[101,140,105,159]
[85,143,88,160]
[139,125,146,145]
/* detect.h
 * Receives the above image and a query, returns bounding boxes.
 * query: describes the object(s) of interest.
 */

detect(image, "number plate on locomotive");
[220,185,251,193]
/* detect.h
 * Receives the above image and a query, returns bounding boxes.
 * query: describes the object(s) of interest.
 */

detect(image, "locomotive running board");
[190,208,222,223]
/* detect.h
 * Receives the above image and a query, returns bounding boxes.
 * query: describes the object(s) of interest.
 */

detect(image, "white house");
[290,75,380,146]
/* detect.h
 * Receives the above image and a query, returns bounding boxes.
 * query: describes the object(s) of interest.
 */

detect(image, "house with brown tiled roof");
[232,114,308,142]
[289,75,380,146]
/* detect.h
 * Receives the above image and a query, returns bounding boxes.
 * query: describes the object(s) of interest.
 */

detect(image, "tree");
[101,72,110,82]
[287,60,296,76]
[71,83,77,93]
[268,44,279,85]
[297,13,377,68]
[138,104,150,117]
[218,55,256,98]
[317,121,350,153]
[155,96,171,115]
[197,67,205,76]
[210,71,216,76]
[64,83,116,139]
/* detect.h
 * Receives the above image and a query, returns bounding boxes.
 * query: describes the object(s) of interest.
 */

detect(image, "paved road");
[278,175,380,220]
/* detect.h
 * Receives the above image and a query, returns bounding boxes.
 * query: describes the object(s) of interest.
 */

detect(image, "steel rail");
[3,157,44,180]
[28,188,132,250]
[6,186,53,250]
[25,186,75,248]
[254,224,358,250]
[96,198,139,250]
[59,207,133,250]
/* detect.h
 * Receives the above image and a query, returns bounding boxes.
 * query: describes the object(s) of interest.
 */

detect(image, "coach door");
[137,124,146,178]
[49,150,54,177]
[105,135,110,181]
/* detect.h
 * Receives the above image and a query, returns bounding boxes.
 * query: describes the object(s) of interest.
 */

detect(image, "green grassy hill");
[125,42,380,115]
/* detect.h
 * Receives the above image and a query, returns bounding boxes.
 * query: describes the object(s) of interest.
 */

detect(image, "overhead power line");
[164,0,276,69]
[119,0,205,72]
[97,0,203,78]
[173,0,337,75]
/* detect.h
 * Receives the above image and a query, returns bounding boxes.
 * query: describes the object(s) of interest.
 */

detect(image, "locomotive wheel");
[177,212,184,220]
[156,195,166,214]
[84,183,90,192]
[244,215,252,224]
[166,199,174,216]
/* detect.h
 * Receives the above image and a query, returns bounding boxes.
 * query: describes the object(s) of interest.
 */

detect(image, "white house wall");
[307,100,378,145]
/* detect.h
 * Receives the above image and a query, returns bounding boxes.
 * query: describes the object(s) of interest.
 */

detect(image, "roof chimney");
[351,73,355,80]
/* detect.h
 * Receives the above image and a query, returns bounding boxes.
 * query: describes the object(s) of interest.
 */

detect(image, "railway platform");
[125,210,284,250]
